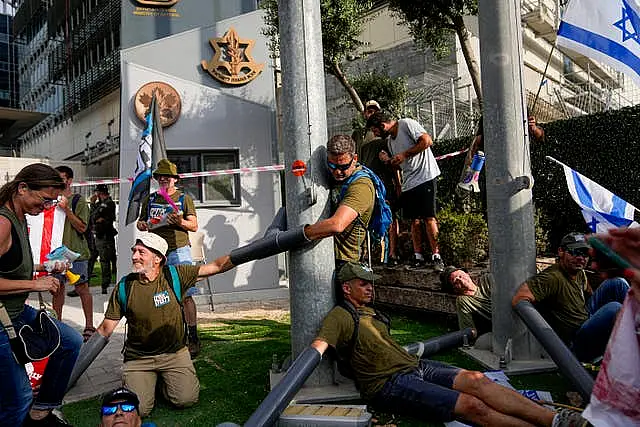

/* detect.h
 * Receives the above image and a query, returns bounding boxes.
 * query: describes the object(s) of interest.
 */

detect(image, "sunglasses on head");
[327,157,354,172]
[565,247,589,257]
[101,402,137,416]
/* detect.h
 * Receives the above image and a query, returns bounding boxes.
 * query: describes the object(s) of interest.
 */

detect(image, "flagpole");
[532,44,555,113]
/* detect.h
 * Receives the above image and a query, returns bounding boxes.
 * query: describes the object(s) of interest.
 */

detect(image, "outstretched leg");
[453,370,555,426]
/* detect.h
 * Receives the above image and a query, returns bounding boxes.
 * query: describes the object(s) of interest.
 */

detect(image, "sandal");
[82,326,96,343]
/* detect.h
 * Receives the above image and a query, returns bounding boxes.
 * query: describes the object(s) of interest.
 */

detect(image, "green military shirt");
[316,306,417,400]
[526,264,589,343]
[104,264,200,361]
[139,190,197,252]
[62,194,91,260]
[456,273,493,331]
[330,167,375,263]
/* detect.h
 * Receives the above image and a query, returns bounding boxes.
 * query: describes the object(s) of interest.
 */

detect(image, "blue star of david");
[614,4,640,44]
[588,216,600,233]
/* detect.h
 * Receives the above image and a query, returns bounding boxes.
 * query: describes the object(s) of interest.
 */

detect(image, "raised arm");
[511,282,537,307]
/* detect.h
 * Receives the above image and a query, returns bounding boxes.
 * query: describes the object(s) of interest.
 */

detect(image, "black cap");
[102,387,139,411]
[95,184,109,194]
[560,232,590,250]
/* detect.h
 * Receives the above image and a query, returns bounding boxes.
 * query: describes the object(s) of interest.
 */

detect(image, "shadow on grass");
[61,312,579,427]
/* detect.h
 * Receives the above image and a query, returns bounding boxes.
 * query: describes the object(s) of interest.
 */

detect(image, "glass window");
[167,150,241,207]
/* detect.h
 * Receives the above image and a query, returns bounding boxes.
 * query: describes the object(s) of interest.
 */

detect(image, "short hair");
[327,135,355,156]
[366,111,393,130]
[55,165,74,178]
[440,266,466,293]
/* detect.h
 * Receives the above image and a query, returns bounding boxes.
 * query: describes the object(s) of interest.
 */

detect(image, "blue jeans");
[572,277,629,362]
[0,305,82,424]
[166,246,199,297]
[371,359,461,422]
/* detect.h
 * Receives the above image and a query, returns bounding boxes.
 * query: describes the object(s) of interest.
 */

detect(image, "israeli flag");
[562,165,638,233]
[557,0,640,86]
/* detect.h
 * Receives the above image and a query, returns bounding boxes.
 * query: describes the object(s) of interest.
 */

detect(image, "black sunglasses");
[101,402,137,416]
[565,247,590,257]
[327,157,354,172]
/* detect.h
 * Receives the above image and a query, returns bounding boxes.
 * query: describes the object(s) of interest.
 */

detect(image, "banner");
[26,207,66,274]
[125,93,167,225]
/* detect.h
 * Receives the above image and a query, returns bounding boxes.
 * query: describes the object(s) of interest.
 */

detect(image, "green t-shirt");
[62,194,90,260]
[331,168,375,263]
[139,190,197,252]
[526,264,589,343]
[104,264,200,361]
[456,273,493,330]
[316,306,417,399]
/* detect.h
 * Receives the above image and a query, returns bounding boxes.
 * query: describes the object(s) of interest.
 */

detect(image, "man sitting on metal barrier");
[311,262,586,427]
[512,232,629,362]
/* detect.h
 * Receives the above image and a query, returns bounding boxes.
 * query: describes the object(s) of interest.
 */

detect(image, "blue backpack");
[339,165,392,242]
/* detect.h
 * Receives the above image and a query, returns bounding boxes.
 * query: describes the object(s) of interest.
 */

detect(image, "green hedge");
[432,105,640,252]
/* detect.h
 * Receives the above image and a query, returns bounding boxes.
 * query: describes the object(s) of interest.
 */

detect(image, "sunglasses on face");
[566,247,590,257]
[101,403,137,416]
[327,157,354,172]
[33,191,59,209]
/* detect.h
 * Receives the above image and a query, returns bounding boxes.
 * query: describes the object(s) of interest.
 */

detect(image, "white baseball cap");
[365,100,381,110]
[133,232,168,259]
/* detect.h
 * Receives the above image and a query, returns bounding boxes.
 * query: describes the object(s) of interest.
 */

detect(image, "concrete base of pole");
[461,347,557,375]
[269,370,360,403]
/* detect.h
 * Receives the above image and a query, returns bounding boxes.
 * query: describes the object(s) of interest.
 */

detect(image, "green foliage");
[437,204,488,267]
[388,0,478,59]
[531,105,640,249]
[260,0,373,72]
[349,70,409,132]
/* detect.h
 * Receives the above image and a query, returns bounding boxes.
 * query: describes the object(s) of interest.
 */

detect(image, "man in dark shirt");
[92,184,117,294]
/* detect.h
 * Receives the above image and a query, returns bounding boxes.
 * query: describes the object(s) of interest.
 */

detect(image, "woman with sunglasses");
[0,163,83,426]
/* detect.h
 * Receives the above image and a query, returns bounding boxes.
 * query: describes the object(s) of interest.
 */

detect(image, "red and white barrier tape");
[71,151,465,188]
[71,164,285,187]
[435,148,468,161]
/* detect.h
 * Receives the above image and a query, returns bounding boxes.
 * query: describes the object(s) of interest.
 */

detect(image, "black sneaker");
[66,289,79,297]
[407,256,426,269]
[385,256,400,268]
[23,411,72,426]
[432,256,445,272]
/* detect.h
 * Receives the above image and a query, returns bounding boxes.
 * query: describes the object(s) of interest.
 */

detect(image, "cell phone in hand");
[588,236,632,272]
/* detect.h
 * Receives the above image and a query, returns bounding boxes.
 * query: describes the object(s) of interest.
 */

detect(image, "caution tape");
[71,164,285,187]
[435,148,468,161]
[70,152,464,188]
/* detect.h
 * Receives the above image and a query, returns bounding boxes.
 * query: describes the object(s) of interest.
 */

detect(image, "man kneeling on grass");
[94,232,234,416]
[310,262,589,427]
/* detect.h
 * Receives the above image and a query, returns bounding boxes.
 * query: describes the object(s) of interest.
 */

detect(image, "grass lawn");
[61,310,578,426]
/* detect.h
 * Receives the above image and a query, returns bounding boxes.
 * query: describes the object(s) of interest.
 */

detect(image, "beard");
[132,259,155,275]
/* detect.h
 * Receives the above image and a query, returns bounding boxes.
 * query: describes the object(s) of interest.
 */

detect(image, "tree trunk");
[451,15,483,107]
[329,61,364,112]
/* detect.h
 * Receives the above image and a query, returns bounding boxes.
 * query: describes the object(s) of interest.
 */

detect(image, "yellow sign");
[135,0,179,6]
[201,27,264,85]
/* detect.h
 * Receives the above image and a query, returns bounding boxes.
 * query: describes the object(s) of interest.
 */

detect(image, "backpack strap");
[71,194,81,213]
[117,276,129,314]
[338,300,360,353]
[166,265,182,303]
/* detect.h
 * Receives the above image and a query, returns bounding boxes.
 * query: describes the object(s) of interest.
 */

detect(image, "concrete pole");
[478,0,538,361]
[278,0,335,386]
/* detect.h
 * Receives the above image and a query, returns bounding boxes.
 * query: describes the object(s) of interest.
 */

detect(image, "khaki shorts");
[123,347,199,416]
